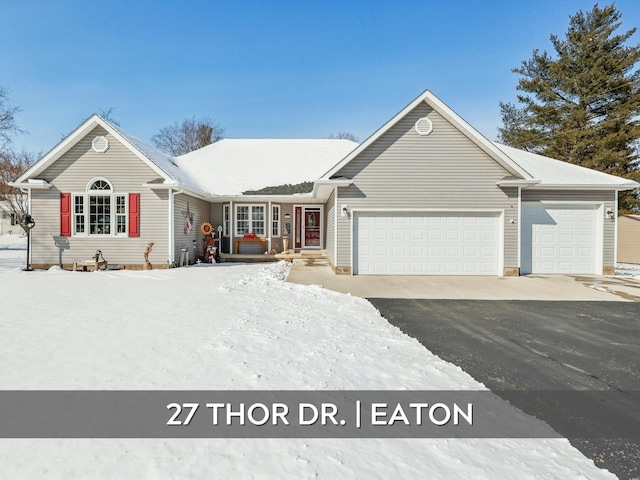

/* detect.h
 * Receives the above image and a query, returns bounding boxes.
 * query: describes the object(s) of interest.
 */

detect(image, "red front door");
[304,209,321,247]
[294,206,322,249]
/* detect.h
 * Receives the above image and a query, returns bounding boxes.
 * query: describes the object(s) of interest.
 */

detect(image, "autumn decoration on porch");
[200,222,214,236]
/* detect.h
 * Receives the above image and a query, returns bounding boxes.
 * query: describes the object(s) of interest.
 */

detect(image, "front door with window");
[294,206,323,249]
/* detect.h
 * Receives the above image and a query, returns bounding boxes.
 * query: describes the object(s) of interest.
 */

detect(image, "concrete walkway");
[286,260,640,301]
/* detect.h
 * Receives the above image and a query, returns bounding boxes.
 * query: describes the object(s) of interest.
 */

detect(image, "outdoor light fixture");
[20,214,36,271]
[341,205,349,217]
[606,208,614,220]
[284,213,291,219]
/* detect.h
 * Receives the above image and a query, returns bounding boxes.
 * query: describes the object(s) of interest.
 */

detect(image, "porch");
[218,250,329,265]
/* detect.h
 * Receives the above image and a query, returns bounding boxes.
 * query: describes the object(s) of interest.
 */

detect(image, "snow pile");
[615,262,640,280]
[0,246,614,478]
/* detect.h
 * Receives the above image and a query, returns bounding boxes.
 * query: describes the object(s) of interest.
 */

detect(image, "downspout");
[334,186,338,268]
[614,190,619,267]
[268,200,272,253]
[168,188,183,266]
[517,186,522,274]
[27,187,32,264]
[230,200,234,254]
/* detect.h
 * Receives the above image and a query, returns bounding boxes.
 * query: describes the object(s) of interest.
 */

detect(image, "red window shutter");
[60,192,71,237]
[129,193,140,237]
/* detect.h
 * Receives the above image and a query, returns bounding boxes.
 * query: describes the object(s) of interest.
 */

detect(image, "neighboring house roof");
[176,139,358,195]
[622,214,640,221]
[494,143,640,190]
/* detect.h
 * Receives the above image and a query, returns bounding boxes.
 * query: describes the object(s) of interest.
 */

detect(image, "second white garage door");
[354,212,500,275]
[521,204,599,274]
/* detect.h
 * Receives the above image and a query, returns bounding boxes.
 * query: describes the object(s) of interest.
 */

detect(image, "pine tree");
[498,3,640,212]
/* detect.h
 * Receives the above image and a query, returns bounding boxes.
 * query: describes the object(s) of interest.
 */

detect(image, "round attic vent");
[92,136,109,153]
[414,117,433,136]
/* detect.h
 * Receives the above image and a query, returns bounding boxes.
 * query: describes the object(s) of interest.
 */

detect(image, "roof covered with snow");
[176,139,358,195]
[107,121,206,195]
[493,142,640,189]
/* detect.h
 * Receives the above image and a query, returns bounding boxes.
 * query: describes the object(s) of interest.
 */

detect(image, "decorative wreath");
[200,222,214,236]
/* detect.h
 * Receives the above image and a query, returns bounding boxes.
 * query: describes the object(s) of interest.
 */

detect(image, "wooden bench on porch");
[235,237,267,254]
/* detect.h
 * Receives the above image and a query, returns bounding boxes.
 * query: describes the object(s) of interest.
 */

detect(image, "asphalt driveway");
[369,299,640,480]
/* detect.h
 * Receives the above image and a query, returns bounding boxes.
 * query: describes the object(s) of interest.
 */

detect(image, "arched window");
[72,178,127,235]
[88,179,112,191]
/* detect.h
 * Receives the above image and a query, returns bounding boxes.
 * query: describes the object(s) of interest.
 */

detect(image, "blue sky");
[3,0,640,154]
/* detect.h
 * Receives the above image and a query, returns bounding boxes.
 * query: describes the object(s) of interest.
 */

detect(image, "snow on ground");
[615,262,640,279]
[0,235,615,479]
[0,233,28,271]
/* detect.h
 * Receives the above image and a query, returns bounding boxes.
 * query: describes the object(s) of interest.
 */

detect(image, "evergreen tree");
[498,4,640,212]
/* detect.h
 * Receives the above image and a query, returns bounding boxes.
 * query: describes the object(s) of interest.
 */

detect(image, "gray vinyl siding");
[325,189,336,265]
[333,102,518,271]
[173,193,211,263]
[281,204,294,252]
[31,126,169,267]
[522,189,617,267]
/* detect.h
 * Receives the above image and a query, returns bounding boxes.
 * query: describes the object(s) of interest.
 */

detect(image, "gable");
[331,102,512,199]
[39,126,164,192]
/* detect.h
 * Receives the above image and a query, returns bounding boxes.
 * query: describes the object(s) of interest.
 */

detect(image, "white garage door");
[521,205,598,274]
[354,212,500,275]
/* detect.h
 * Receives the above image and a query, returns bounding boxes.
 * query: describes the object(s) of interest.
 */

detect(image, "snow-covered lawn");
[0,235,615,478]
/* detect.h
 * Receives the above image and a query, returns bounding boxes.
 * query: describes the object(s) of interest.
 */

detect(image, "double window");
[73,178,127,236]
[235,204,265,236]
[230,203,281,238]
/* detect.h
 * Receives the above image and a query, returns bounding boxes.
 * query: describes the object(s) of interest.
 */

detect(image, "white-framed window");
[272,205,281,237]
[235,204,265,236]
[223,204,230,237]
[72,178,128,236]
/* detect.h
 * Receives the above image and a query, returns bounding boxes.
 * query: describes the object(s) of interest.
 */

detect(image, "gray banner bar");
[0,390,638,438]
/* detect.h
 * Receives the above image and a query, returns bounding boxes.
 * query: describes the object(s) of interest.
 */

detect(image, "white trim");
[522,200,603,206]
[268,200,272,252]
[351,207,505,213]
[86,177,113,192]
[293,204,325,250]
[229,200,234,253]
[71,187,129,237]
[526,184,639,191]
[168,189,180,265]
[498,211,505,277]
[222,204,230,237]
[271,203,281,238]
[517,186,522,271]
[91,135,109,153]
[321,90,533,181]
[15,115,174,185]
[614,192,619,267]
[521,202,602,275]
[596,203,604,275]
[234,203,267,237]
[333,187,338,267]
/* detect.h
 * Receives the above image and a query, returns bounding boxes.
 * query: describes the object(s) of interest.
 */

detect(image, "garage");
[521,204,600,274]
[353,212,500,275]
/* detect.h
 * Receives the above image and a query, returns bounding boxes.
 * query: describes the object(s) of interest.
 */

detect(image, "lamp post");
[20,214,36,271]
